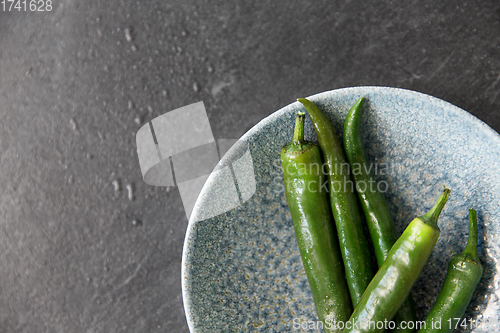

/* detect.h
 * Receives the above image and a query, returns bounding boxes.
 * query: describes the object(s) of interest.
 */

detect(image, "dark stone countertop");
[0,1,499,332]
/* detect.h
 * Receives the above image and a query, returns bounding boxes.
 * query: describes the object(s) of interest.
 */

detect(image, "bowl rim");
[180,85,500,332]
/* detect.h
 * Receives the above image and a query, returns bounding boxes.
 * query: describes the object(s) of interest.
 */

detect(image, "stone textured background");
[0,1,499,332]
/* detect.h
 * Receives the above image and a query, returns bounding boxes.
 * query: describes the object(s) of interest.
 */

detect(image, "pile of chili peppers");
[280,98,483,333]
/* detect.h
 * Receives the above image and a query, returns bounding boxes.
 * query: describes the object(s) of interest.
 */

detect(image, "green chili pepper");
[419,209,483,333]
[281,112,352,332]
[344,188,450,333]
[297,98,374,306]
[344,97,417,332]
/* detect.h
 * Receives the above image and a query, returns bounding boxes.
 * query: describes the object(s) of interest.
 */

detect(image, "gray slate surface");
[0,1,499,332]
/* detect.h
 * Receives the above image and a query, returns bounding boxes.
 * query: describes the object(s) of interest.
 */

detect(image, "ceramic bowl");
[182,87,500,332]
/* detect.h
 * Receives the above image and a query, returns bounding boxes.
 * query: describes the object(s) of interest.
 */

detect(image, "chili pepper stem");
[293,111,305,144]
[419,188,450,229]
[463,209,480,261]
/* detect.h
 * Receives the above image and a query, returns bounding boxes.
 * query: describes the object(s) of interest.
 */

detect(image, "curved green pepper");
[344,188,450,333]
[298,98,374,306]
[419,209,483,333]
[281,112,352,332]
[344,97,417,332]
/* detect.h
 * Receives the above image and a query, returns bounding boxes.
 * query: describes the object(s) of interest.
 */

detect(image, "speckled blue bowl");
[182,87,500,333]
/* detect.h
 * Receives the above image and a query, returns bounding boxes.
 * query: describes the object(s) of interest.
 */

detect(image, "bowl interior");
[182,87,500,332]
